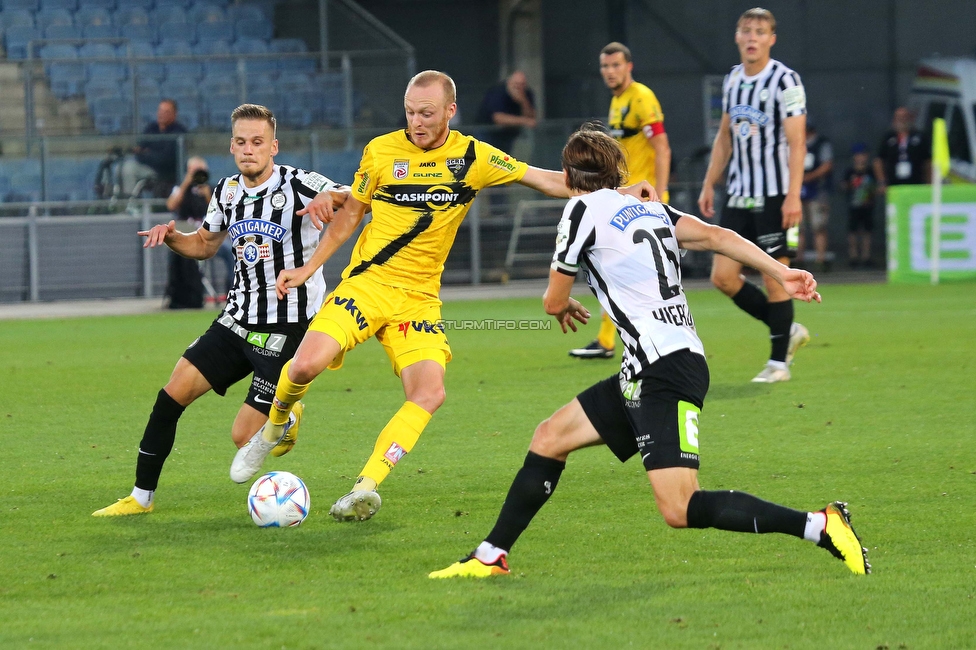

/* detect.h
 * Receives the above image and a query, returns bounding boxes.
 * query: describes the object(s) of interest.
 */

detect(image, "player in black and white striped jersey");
[698,7,811,384]
[93,104,349,517]
[432,126,869,579]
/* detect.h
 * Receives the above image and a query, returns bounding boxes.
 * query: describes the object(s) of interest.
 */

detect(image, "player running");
[430,126,869,578]
[93,104,346,516]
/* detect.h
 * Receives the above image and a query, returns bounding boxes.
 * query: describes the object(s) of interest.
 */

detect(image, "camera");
[191,169,210,185]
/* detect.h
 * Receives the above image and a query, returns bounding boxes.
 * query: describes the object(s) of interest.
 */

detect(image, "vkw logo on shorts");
[393,159,409,180]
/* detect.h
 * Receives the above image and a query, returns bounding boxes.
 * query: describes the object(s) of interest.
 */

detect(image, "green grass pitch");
[1,282,974,649]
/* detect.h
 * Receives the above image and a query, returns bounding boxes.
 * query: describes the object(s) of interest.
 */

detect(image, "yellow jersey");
[348,129,528,295]
[608,81,665,184]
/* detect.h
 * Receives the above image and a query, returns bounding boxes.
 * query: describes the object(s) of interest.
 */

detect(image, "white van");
[909,57,976,182]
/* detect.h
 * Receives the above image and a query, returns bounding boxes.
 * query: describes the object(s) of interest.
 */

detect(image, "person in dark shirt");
[873,107,930,189]
[842,143,878,268]
[163,156,211,309]
[476,70,537,153]
[135,99,189,197]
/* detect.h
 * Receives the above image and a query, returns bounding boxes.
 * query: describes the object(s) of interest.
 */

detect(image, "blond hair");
[737,7,776,32]
[406,70,457,105]
[231,104,277,137]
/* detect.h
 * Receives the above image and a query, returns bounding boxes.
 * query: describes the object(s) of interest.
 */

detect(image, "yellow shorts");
[308,273,452,376]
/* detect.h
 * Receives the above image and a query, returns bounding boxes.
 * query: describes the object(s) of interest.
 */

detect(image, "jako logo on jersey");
[393,159,409,179]
[397,320,446,338]
[609,203,663,232]
[228,219,286,242]
[383,442,407,465]
[333,296,369,330]
[729,104,769,126]
[393,185,460,209]
[488,153,518,173]
[418,161,437,168]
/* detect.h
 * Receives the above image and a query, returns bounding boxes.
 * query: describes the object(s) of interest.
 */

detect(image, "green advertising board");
[887,184,976,282]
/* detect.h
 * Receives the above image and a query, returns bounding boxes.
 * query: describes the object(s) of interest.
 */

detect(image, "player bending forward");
[430,127,869,578]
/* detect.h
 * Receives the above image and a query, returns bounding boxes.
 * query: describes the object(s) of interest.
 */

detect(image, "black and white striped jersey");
[203,164,337,326]
[552,189,704,380]
[722,58,806,198]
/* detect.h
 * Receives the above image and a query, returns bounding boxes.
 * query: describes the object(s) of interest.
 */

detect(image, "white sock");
[474,541,507,564]
[131,487,154,508]
[767,360,788,371]
[803,511,826,543]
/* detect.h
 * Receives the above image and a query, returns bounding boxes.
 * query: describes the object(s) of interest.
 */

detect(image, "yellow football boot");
[429,553,510,579]
[270,400,303,458]
[818,501,870,575]
[92,495,153,517]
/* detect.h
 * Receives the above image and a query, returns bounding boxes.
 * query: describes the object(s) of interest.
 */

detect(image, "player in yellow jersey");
[570,42,673,360]
[229,70,657,521]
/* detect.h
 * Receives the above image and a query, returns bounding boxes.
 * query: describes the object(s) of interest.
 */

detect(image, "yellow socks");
[356,401,431,490]
[262,360,312,443]
[597,311,616,350]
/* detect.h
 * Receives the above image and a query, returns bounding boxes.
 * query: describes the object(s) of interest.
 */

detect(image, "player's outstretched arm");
[297,185,350,230]
[276,195,368,299]
[543,269,591,333]
[675,212,821,303]
[519,167,572,198]
[137,220,225,260]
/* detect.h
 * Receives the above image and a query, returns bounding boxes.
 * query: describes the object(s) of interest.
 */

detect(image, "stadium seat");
[199,73,238,96]
[91,96,132,134]
[36,9,74,31]
[78,42,117,58]
[48,61,86,98]
[44,24,81,40]
[206,94,238,131]
[5,27,42,59]
[202,56,239,77]
[156,40,193,57]
[9,173,43,203]
[0,9,36,31]
[190,3,226,23]
[232,39,268,55]
[269,38,307,54]
[165,60,204,82]
[82,23,118,39]
[84,78,122,104]
[158,21,197,44]
[126,42,167,83]
[4,0,41,12]
[115,7,151,27]
[38,43,77,60]
[161,76,201,100]
[226,4,265,22]
[193,39,232,56]
[154,6,188,24]
[119,23,156,43]
[235,18,273,42]
[78,0,116,9]
[155,0,192,8]
[137,92,162,126]
[277,71,311,91]
[122,0,155,9]
[244,88,279,111]
[75,7,111,26]
[39,0,78,11]
[280,97,315,129]
[197,20,234,43]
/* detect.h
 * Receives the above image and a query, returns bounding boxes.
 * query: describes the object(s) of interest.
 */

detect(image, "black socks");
[686,490,806,537]
[731,283,793,362]
[134,389,185,491]
[485,452,566,552]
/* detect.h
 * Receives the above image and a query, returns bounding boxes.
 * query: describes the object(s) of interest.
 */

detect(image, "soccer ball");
[247,471,310,527]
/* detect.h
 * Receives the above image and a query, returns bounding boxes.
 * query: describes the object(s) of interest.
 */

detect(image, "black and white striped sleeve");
[551,199,595,276]
[292,167,339,207]
[777,69,806,118]
[203,177,229,232]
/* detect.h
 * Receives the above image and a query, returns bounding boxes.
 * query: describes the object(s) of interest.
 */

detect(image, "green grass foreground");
[1,283,974,649]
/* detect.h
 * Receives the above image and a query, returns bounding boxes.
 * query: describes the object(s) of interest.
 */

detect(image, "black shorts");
[848,206,874,232]
[576,349,710,471]
[182,316,308,415]
[720,195,795,259]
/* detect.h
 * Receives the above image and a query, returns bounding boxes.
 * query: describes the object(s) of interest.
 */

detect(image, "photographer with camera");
[163,156,213,309]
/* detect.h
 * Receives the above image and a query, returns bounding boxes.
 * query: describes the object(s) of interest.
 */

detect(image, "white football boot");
[329,490,382,522]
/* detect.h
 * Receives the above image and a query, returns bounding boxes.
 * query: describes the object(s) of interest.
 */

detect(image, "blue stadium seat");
[280,96,314,129]
[245,88,279,112]
[9,172,43,203]
[232,39,268,55]
[244,56,277,75]
[44,24,81,40]
[158,21,197,44]
[248,71,277,88]
[38,0,78,11]
[38,43,77,60]
[226,4,265,22]
[85,78,122,104]
[161,76,200,100]
[119,23,156,43]
[202,56,239,76]
[196,20,234,42]
[78,42,116,59]
[155,0,191,8]
[193,39,232,56]
[178,106,201,131]
[165,60,204,82]
[269,38,307,54]
[199,73,237,96]
[91,96,133,134]
[277,71,311,92]
[126,42,167,83]
[154,6,188,24]
[82,23,118,39]
[235,18,272,42]
[49,61,86,98]
[156,40,193,56]
[75,7,112,26]
[0,9,36,30]
[36,9,74,30]
[4,0,41,12]
[137,92,162,126]
[5,27,42,59]
[190,2,226,23]
[115,8,151,27]
[205,93,238,131]
[122,0,154,9]
[79,0,116,9]
[39,0,78,11]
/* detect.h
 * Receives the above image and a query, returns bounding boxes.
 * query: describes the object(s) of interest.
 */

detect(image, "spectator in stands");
[842,143,878,268]
[476,70,537,153]
[873,106,930,189]
[798,120,833,270]
[134,99,189,197]
[163,156,210,309]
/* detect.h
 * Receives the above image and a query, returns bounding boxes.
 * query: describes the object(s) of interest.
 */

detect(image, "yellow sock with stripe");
[597,311,616,350]
[261,360,312,443]
[355,401,431,491]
